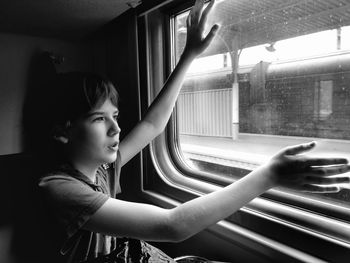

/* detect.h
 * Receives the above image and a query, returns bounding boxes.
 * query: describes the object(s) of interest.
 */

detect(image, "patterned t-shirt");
[38,153,175,263]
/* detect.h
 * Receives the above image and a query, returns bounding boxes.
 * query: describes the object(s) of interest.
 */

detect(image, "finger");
[186,9,192,27]
[191,0,204,25]
[202,24,220,49]
[305,174,350,185]
[284,141,316,156]
[313,164,350,176]
[199,0,215,30]
[306,158,349,167]
[301,184,340,193]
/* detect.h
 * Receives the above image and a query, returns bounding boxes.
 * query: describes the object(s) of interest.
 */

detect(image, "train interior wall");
[0,33,94,155]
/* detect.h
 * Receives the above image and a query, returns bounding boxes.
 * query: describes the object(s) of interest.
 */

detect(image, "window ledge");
[141,189,350,262]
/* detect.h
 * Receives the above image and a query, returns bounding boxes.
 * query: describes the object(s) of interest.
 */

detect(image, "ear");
[52,124,69,144]
[53,135,69,144]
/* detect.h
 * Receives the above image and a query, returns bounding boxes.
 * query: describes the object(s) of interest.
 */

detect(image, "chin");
[104,152,118,164]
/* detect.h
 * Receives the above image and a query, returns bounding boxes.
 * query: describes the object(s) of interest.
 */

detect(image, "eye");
[93,116,105,122]
[113,114,119,121]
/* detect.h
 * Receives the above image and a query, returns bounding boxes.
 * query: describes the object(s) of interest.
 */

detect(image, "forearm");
[143,52,195,132]
[169,165,274,241]
[118,53,196,166]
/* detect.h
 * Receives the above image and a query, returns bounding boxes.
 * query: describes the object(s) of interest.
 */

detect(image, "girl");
[34,0,350,262]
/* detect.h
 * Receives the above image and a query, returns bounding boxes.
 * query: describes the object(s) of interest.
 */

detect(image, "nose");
[108,119,121,136]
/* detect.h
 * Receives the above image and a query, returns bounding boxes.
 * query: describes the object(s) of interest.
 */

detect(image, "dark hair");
[51,72,119,126]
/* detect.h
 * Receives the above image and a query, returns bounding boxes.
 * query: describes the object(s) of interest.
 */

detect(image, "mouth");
[108,141,119,151]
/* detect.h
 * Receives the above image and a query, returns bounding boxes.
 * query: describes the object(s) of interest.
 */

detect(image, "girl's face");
[66,98,121,167]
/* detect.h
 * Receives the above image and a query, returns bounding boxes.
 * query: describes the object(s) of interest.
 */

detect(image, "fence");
[177,88,232,137]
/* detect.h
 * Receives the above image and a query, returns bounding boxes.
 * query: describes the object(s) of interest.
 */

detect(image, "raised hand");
[183,0,219,59]
[263,142,350,193]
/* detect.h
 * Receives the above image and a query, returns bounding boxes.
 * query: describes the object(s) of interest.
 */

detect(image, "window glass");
[173,0,350,207]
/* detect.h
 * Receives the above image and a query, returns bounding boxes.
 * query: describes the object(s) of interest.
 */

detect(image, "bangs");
[53,72,119,124]
[84,76,119,111]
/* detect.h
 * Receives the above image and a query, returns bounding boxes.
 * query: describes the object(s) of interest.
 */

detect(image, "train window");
[138,1,350,258]
[171,0,350,211]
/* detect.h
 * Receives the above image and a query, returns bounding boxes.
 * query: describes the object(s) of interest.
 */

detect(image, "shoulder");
[39,173,85,193]
[38,171,109,224]
[38,170,108,205]
[39,164,94,191]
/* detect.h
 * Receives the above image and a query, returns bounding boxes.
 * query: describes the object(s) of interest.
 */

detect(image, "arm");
[119,0,219,166]
[84,142,350,242]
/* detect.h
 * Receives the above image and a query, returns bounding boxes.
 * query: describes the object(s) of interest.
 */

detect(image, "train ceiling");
[0,0,349,45]
[0,0,141,39]
[201,0,350,56]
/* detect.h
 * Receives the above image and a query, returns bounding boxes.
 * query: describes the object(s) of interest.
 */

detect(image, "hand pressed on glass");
[182,0,220,59]
[261,141,350,193]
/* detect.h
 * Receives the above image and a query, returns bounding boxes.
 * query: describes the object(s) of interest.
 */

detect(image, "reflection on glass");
[173,0,350,206]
